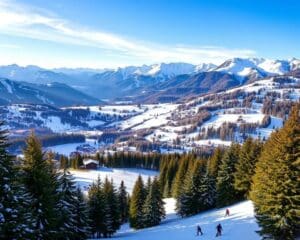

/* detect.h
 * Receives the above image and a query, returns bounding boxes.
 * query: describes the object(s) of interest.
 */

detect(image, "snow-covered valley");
[3,73,299,155]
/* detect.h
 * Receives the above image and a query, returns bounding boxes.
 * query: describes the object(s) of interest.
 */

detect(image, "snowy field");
[46,138,98,156]
[112,200,260,240]
[71,168,158,194]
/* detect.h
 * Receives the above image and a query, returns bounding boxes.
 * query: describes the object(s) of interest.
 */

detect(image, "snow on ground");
[119,104,178,130]
[46,138,98,156]
[202,113,265,129]
[71,168,158,194]
[194,139,232,147]
[255,116,283,139]
[113,200,259,240]
[66,105,145,117]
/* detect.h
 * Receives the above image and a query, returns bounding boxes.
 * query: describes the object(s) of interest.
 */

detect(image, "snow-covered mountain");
[0,58,299,101]
[214,58,298,79]
[0,78,101,106]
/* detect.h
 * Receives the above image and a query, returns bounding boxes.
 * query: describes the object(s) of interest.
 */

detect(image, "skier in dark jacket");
[196,225,203,236]
[216,223,223,237]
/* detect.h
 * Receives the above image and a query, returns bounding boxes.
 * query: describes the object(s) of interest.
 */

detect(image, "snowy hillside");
[72,168,158,194]
[112,200,259,240]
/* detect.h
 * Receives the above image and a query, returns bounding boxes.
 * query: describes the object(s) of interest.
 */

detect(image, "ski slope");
[112,199,260,240]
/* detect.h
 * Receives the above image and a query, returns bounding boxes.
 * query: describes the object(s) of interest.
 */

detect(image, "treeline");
[8,133,85,152]
[158,104,300,239]
[0,129,129,239]
[60,151,163,171]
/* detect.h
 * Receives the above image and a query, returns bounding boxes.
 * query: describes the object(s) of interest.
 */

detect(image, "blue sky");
[0,0,299,68]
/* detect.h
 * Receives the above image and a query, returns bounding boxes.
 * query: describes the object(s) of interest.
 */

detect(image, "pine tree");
[88,176,105,238]
[56,168,83,239]
[172,156,191,198]
[73,188,91,240]
[207,147,224,178]
[0,122,34,239]
[234,137,262,198]
[102,178,121,237]
[59,155,69,169]
[216,143,242,207]
[22,132,60,239]
[129,175,146,229]
[118,180,129,223]
[142,177,165,227]
[176,160,208,217]
[250,105,300,240]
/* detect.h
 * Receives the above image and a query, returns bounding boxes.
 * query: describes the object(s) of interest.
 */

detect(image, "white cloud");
[0,0,257,67]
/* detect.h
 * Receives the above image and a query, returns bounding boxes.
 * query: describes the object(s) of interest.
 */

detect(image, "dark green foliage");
[0,122,34,239]
[142,177,165,227]
[129,175,146,229]
[22,132,61,239]
[88,177,105,238]
[171,155,190,198]
[102,178,121,237]
[57,169,91,239]
[88,176,123,238]
[73,188,91,240]
[250,104,300,240]
[118,180,129,223]
[216,143,242,207]
[234,137,262,197]
[176,160,215,217]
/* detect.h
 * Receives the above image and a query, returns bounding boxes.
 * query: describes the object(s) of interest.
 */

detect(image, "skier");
[196,225,203,236]
[225,208,230,217]
[216,223,223,237]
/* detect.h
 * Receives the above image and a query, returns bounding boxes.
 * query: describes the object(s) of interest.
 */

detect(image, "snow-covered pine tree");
[88,176,105,238]
[129,175,146,229]
[0,121,34,239]
[118,180,129,223]
[56,168,80,239]
[142,177,165,227]
[22,132,61,239]
[73,187,91,240]
[250,104,300,240]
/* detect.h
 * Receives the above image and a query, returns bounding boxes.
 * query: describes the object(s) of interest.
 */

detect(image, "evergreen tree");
[207,147,224,178]
[216,143,242,207]
[142,177,165,227]
[0,122,33,239]
[59,155,69,169]
[88,176,105,238]
[22,132,60,239]
[250,105,300,240]
[176,160,208,217]
[129,175,146,229]
[118,180,129,223]
[234,137,262,197]
[102,178,121,237]
[172,156,191,198]
[73,188,91,240]
[57,168,89,239]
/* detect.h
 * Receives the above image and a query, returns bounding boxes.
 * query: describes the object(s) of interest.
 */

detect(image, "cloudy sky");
[0,0,299,69]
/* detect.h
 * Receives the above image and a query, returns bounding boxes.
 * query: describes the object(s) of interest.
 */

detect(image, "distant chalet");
[83,159,99,170]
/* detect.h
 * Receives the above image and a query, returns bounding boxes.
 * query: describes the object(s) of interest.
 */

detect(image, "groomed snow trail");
[112,199,260,240]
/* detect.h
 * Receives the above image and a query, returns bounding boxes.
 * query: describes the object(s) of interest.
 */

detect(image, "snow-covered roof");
[83,159,98,166]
